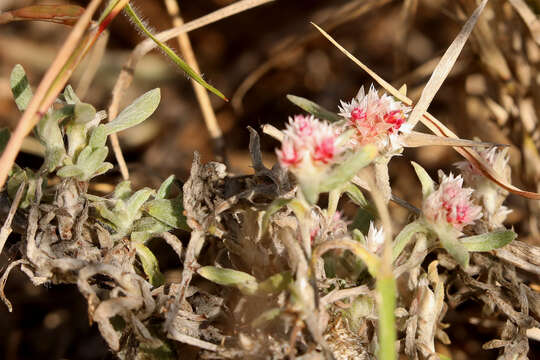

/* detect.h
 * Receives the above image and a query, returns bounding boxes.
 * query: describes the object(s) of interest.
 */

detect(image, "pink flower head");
[277,115,343,169]
[423,172,482,231]
[455,147,510,186]
[338,85,411,150]
[277,138,303,167]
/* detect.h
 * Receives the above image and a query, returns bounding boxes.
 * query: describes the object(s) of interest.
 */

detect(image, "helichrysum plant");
[0,63,535,360]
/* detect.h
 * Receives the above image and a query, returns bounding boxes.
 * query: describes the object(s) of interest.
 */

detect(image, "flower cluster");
[455,147,511,229]
[277,115,345,170]
[339,84,412,152]
[423,171,482,231]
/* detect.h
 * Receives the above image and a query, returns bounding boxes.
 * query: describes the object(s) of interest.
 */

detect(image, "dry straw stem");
[76,29,109,100]
[163,0,227,164]
[0,0,103,190]
[508,0,540,45]
[0,183,25,254]
[231,0,392,112]
[107,0,273,178]
[312,1,540,200]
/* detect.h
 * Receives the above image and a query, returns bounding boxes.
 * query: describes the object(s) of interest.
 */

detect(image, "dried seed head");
[423,171,482,231]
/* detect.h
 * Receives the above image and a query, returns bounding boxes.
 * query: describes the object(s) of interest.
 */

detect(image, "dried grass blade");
[406,0,487,129]
[0,4,85,25]
[402,131,505,148]
[421,113,540,199]
[508,0,540,45]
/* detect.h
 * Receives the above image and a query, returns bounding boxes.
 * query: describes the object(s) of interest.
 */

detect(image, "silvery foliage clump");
[1,65,538,360]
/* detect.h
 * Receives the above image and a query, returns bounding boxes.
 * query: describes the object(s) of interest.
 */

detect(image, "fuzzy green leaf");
[88,125,107,149]
[126,188,155,220]
[114,181,132,200]
[438,228,470,268]
[133,242,164,287]
[102,88,161,136]
[257,271,292,294]
[144,197,188,231]
[344,183,368,207]
[57,165,84,178]
[73,102,96,124]
[286,94,341,122]
[156,175,176,199]
[131,217,172,243]
[411,161,435,198]
[460,230,516,252]
[63,84,80,104]
[392,221,428,261]
[10,64,33,111]
[262,198,292,231]
[318,145,377,193]
[198,266,259,295]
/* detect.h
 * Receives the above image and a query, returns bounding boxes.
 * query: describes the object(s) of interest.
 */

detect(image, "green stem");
[377,273,397,360]
[392,220,427,262]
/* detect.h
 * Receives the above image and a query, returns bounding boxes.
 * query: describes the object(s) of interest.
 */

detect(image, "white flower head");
[366,221,385,254]
[338,84,411,153]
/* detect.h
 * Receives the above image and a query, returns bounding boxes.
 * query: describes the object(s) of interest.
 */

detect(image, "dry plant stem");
[0,259,29,312]
[0,0,103,190]
[320,285,370,307]
[107,0,272,175]
[163,0,227,164]
[76,30,109,100]
[167,328,218,352]
[0,183,24,254]
[165,229,205,331]
[508,0,540,45]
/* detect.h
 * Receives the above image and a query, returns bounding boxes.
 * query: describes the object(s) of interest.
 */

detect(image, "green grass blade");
[286,94,341,122]
[124,4,228,102]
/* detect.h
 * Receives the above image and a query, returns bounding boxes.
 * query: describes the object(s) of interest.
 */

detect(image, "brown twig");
[0,183,25,255]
